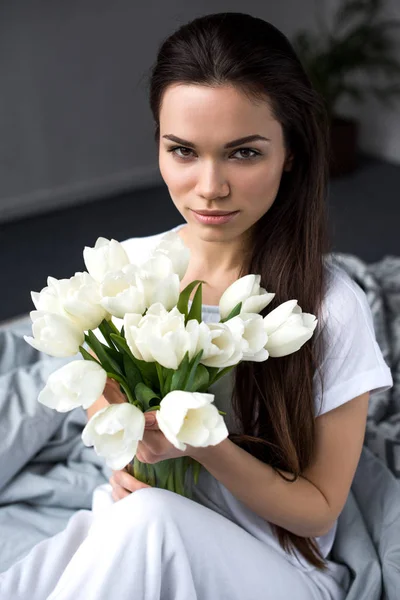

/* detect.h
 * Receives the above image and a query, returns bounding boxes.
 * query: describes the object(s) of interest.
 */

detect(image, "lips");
[192,210,238,216]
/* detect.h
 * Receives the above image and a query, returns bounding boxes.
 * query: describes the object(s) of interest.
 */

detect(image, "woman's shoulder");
[314,256,393,416]
[320,256,370,329]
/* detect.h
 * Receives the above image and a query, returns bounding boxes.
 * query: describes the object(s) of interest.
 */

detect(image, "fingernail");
[145,413,156,425]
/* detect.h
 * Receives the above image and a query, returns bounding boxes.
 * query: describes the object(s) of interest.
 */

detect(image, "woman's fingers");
[109,469,151,502]
[110,482,130,502]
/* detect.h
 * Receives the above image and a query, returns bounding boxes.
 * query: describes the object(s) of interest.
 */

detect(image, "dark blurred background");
[1,1,399,324]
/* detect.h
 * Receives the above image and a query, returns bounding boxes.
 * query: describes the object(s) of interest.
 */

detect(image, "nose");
[195,163,230,199]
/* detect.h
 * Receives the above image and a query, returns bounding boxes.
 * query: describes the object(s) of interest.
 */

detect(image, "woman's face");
[158,84,292,242]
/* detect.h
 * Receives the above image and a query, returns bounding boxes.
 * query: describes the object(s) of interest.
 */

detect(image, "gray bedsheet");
[0,315,399,599]
[0,320,112,574]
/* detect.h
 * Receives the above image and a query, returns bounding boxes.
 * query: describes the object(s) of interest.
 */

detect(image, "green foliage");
[219,301,242,324]
[187,282,203,322]
[134,382,160,410]
[182,349,204,391]
[177,280,206,324]
[84,331,124,376]
[170,351,190,391]
[291,0,400,117]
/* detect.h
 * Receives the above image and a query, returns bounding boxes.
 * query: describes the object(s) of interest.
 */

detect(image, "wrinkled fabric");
[0,485,347,600]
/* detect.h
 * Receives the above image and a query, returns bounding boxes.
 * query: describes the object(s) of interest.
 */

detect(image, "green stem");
[106,372,138,407]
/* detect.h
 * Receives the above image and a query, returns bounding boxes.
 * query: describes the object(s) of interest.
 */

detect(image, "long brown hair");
[148,12,333,570]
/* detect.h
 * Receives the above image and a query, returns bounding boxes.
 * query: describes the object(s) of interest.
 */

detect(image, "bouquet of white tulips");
[24,231,318,498]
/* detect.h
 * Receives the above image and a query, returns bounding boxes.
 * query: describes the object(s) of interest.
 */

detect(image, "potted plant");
[291,0,400,177]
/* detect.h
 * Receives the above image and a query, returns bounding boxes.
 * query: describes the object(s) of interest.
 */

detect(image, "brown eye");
[233,148,260,160]
[168,146,194,159]
[167,145,261,161]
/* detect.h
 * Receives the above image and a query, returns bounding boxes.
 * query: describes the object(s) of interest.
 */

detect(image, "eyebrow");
[162,134,271,149]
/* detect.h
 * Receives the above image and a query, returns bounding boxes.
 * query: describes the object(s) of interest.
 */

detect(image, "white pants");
[0,485,347,600]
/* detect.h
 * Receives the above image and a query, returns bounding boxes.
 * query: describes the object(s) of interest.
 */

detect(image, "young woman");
[1,12,392,600]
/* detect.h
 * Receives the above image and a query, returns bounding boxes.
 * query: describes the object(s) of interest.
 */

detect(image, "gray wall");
[1,1,398,224]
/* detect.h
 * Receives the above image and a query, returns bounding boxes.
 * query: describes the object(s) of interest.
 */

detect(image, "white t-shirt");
[120,223,393,571]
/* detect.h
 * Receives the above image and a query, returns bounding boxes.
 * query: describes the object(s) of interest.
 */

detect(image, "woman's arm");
[189,391,369,539]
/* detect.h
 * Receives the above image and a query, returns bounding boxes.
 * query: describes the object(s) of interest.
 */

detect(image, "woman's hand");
[109,469,151,501]
[109,411,189,502]
[135,411,189,464]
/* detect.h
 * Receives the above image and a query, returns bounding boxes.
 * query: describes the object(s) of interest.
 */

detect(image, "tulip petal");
[242,292,275,314]
[266,326,315,357]
[262,300,299,335]
[219,275,258,319]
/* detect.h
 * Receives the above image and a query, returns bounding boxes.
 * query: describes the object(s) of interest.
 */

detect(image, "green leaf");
[209,364,236,386]
[219,301,242,323]
[120,326,125,338]
[123,353,143,391]
[170,352,190,391]
[109,333,134,359]
[79,346,102,366]
[190,364,210,392]
[183,349,204,391]
[136,360,159,391]
[156,363,165,396]
[206,366,220,384]
[187,282,203,323]
[162,368,174,395]
[177,280,206,320]
[98,320,119,351]
[85,331,123,376]
[134,382,160,410]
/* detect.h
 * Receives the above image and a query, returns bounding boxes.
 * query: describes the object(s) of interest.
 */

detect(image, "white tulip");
[263,300,318,357]
[38,360,107,412]
[225,313,269,362]
[123,304,191,369]
[82,403,145,470]
[137,254,180,310]
[185,318,223,360]
[200,322,243,368]
[83,237,130,283]
[151,230,190,280]
[100,264,146,318]
[156,390,228,451]
[219,274,275,320]
[24,311,85,357]
[31,272,108,331]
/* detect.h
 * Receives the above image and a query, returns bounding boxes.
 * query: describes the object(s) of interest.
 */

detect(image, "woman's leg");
[46,487,332,600]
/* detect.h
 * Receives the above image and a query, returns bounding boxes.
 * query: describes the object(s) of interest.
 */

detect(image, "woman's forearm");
[189,439,333,538]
